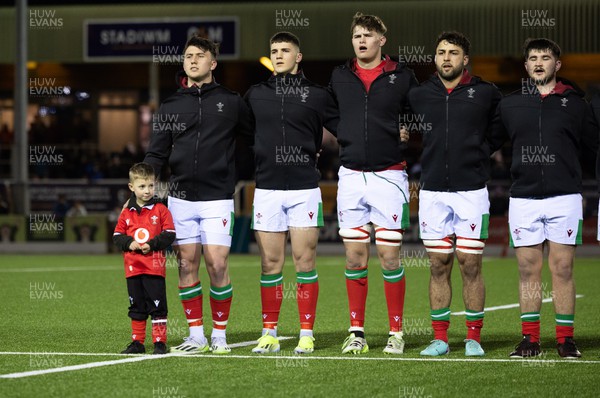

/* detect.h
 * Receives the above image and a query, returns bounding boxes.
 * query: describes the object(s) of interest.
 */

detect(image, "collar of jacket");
[175,70,219,93]
[346,55,400,73]
[267,70,308,84]
[431,68,478,88]
[127,192,157,214]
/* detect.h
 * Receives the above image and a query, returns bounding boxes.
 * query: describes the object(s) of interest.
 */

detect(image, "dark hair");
[523,38,561,59]
[436,31,471,55]
[184,35,219,59]
[129,162,155,181]
[351,12,387,35]
[270,31,300,49]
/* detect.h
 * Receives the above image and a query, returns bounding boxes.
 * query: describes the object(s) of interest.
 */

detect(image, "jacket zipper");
[538,97,544,197]
[195,87,202,181]
[281,92,288,190]
[445,94,450,190]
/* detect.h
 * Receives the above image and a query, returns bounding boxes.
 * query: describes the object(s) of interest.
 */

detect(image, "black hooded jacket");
[144,71,253,201]
[407,70,502,191]
[328,56,418,171]
[489,78,598,198]
[244,72,337,190]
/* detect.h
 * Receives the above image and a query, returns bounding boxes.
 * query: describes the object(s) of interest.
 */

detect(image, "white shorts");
[168,196,234,246]
[337,166,409,230]
[508,194,583,247]
[252,188,323,232]
[419,187,490,240]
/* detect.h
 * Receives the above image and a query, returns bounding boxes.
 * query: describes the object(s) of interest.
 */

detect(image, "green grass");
[0,254,599,397]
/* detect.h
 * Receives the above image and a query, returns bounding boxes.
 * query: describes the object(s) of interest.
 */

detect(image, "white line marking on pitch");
[0,337,295,379]
[451,294,584,316]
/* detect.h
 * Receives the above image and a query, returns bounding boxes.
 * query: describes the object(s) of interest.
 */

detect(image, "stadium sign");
[84,17,239,62]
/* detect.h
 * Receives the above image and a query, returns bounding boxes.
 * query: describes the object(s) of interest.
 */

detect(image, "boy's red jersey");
[114,203,175,278]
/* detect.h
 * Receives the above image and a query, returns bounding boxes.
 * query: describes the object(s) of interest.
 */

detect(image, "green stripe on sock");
[480,213,489,239]
[210,284,233,300]
[431,307,451,321]
[260,273,283,287]
[296,270,318,284]
[250,205,254,230]
[345,268,368,280]
[401,202,410,230]
[465,309,485,321]
[576,219,583,245]
[556,313,574,326]
[229,212,235,236]
[382,267,404,283]
[520,312,540,322]
[179,283,202,300]
[317,202,324,227]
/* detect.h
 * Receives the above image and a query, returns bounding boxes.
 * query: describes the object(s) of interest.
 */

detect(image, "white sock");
[299,329,313,338]
[263,327,277,338]
[211,328,226,340]
[189,325,205,340]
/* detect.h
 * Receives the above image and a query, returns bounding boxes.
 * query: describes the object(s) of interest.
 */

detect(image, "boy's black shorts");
[126,274,167,320]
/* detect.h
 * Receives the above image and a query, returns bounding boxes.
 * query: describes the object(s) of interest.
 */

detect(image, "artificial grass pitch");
[0,254,599,397]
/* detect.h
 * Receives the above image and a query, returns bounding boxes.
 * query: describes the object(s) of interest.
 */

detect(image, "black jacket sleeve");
[113,234,134,252]
[487,100,509,153]
[144,104,173,178]
[324,79,339,136]
[146,231,176,251]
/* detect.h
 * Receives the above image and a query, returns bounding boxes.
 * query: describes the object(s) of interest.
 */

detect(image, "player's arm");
[112,213,135,251]
[236,93,255,148]
[486,98,509,154]
[323,86,339,137]
[144,104,173,179]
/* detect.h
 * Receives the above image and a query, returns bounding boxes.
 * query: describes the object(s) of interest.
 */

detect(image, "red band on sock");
[522,321,540,343]
[432,320,449,342]
[556,325,574,344]
[384,278,405,332]
[210,296,232,330]
[181,295,203,325]
[261,284,283,329]
[152,318,167,344]
[298,281,319,330]
[346,268,368,328]
[131,319,146,343]
[466,319,483,342]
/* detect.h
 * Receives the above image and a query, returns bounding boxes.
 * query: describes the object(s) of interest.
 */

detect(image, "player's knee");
[375,228,403,247]
[455,238,485,255]
[339,225,372,243]
[423,237,454,254]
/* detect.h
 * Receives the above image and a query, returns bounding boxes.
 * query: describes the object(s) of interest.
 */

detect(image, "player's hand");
[400,125,410,142]
[129,241,142,251]
[140,243,151,254]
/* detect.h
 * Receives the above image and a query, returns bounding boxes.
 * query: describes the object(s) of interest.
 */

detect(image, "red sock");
[131,319,146,343]
[298,282,319,330]
[522,321,540,343]
[466,319,483,342]
[151,318,167,344]
[432,320,449,342]
[261,284,283,329]
[210,296,232,330]
[180,282,203,327]
[384,277,405,333]
[345,266,368,328]
[556,326,574,344]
